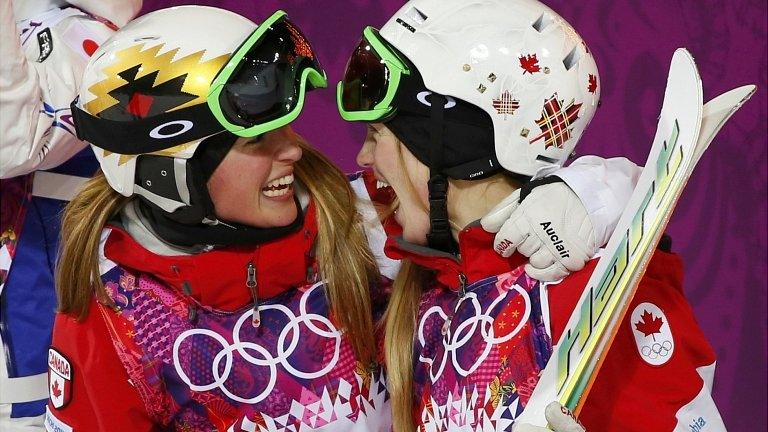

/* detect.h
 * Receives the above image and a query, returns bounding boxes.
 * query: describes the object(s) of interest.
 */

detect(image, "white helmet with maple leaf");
[380,0,600,177]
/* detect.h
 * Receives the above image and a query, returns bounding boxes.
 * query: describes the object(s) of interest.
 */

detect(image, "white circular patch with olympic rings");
[629,302,675,366]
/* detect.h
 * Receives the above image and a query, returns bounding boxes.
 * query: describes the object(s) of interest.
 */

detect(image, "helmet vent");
[536,154,559,164]
[532,13,553,32]
[406,7,428,24]
[562,46,582,70]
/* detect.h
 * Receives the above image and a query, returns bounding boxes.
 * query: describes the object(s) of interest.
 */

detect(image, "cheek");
[234,155,272,190]
[207,166,233,205]
[403,155,430,205]
[371,141,397,174]
[208,153,270,208]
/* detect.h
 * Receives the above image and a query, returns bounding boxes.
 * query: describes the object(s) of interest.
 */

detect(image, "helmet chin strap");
[425,93,457,254]
[137,195,305,249]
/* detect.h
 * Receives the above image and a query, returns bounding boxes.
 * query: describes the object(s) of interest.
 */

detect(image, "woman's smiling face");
[207,126,303,228]
[356,123,431,245]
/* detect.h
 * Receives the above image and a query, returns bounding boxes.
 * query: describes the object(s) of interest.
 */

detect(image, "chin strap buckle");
[427,174,455,253]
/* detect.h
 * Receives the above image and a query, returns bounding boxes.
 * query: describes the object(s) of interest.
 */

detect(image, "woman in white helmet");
[337,0,725,431]
[47,7,391,431]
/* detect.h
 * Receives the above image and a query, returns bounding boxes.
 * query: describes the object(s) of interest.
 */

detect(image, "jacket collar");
[384,221,526,291]
[104,203,318,312]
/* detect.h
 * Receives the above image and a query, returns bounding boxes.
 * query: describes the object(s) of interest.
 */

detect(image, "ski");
[515,49,755,427]
[690,85,756,169]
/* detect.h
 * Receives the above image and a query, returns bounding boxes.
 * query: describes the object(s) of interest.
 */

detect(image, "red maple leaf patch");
[51,380,62,398]
[634,310,664,340]
[519,54,541,74]
[587,74,598,93]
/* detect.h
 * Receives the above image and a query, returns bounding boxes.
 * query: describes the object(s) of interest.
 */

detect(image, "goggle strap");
[70,97,85,141]
[71,101,222,155]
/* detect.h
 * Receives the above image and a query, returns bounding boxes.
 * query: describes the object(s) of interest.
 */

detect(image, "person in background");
[0,1,141,430]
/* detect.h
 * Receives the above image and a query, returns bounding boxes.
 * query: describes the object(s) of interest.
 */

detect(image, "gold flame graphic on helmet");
[85,43,230,116]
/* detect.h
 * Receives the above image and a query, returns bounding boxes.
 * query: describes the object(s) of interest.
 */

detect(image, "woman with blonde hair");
[47,7,390,431]
[337,0,726,430]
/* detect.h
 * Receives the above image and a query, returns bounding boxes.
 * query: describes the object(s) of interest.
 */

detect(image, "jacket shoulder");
[49,300,154,431]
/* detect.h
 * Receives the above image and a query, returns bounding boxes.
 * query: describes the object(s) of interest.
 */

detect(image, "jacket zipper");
[172,264,198,324]
[246,261,260,328]
[458,272,468,298]
[443,272,468,336]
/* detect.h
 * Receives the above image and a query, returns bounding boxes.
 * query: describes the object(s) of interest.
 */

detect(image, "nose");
[356,139,375,168]
[272,126,303,163]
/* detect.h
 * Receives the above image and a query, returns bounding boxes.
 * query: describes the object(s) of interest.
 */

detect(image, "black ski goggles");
[71,10,327,155]
[208,10,327,136]
[336,27,411,122]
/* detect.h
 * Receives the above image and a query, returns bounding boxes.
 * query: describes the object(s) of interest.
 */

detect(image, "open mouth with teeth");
[261,174,294,198]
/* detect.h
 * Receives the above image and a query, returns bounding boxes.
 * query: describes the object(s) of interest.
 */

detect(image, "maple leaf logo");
[492,90,520,117]
[588,74,598,93]
[51,380,62,398]
[519,54,541,74]
[529,94,582,149]
[634,310,664,341]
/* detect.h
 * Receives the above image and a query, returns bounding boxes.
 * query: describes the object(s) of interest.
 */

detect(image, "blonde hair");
[57,172,128,315]
[383,261,428,430]
[380,141,433,430]
[383,138,520,431]
[57,138,379,365]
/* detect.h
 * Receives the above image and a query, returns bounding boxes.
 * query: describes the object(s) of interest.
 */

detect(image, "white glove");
[513,402,586,432]
[481,182,597,281]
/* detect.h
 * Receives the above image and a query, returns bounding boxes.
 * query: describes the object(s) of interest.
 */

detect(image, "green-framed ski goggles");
[208,10,327,137]
[336,27,411,122]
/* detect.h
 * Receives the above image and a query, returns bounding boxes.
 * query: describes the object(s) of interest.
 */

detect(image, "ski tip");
[669,48,701,85]
[705,84,757,113]
[742,84,757,100]
[672,48,696,65]
[736,85,757,107]
[731,85,757,113]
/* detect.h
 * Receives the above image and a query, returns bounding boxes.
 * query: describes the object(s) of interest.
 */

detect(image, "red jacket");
[386,225,723,431]
[46,202,392,432]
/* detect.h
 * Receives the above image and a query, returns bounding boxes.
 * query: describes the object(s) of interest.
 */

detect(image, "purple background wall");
[141,1,767,429]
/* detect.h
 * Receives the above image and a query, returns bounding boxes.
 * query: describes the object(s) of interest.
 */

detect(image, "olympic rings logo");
[172,283,341,404]
[417,283,531,382]
[641,340,673,360]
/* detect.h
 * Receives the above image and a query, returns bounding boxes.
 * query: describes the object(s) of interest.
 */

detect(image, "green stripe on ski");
[558,120,686,407]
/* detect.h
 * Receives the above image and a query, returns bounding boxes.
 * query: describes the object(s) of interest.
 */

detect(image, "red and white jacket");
[385,224,724,431]
[46,202,391,432]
